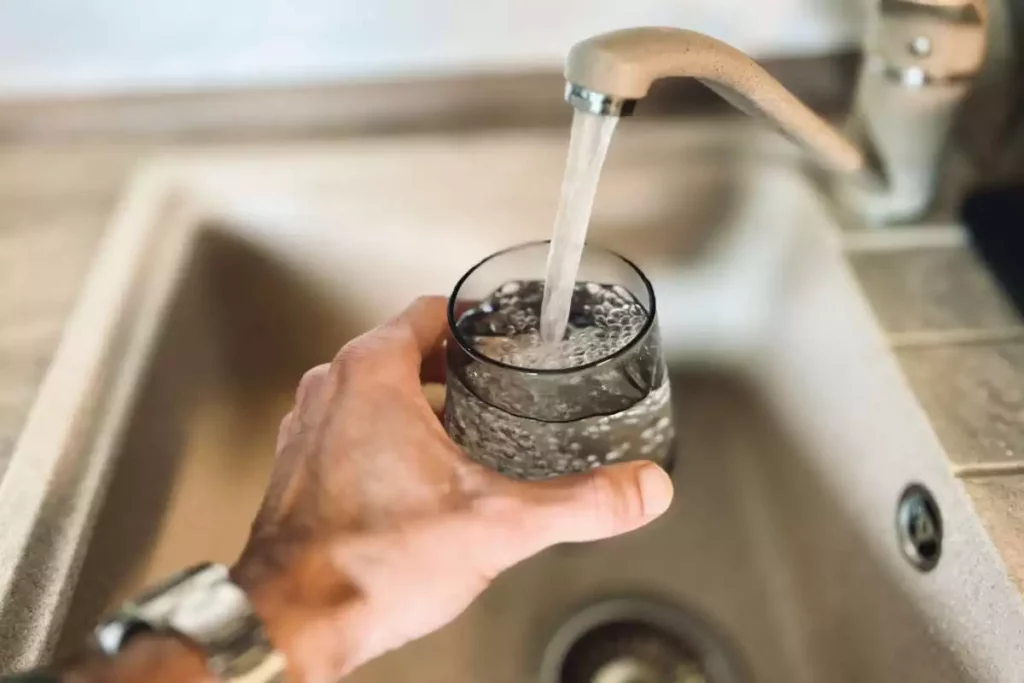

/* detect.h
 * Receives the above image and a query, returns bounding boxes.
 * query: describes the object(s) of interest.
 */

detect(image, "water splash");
[539,110,619,344]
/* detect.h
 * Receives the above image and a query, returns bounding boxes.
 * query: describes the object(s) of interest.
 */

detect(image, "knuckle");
[410,294,437,312]
[402,295,445,324]
[296,364,329,402]
[332,334,384,375]
[276,411,294,444]
[466,490,541,570]
[465,474,535,529]
[589,468,646,525]
[469,490,524,522]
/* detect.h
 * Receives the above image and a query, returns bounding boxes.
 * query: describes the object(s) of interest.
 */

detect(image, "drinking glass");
[443,241,674,480]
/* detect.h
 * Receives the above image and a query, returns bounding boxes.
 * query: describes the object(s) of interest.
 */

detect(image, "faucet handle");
[865,0,987,86]
[843,0,989,222]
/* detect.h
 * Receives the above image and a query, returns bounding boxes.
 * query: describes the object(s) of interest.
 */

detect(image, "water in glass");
[445,278,673,480]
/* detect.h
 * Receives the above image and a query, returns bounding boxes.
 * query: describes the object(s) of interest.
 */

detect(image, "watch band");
[94,563,286,682]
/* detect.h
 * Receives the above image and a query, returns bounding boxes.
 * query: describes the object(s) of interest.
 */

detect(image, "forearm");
[9,601,320,683]
[60,635,213,683]
[4,557,364,683]
[0,635,212,683]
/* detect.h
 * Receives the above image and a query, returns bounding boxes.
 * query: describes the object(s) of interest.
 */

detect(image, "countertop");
[1,64,1023,596]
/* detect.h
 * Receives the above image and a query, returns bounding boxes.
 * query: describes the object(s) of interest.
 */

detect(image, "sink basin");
[1,121,1023,681]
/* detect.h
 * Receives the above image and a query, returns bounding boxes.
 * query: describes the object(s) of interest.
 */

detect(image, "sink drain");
[557,620,705,683]
[539,598,749,683]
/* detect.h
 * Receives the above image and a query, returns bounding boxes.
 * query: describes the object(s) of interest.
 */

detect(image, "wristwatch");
[94,563,287,682]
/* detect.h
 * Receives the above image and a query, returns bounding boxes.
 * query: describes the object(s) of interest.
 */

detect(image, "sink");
[1,121,1023,681]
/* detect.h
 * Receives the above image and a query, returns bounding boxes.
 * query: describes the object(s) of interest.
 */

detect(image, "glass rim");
[447,240,658,376]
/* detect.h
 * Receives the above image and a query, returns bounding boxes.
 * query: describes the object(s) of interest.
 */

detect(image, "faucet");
[563,1,989,223]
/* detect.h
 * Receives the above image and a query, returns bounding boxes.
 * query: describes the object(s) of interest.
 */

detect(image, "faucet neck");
[564,28,875,180]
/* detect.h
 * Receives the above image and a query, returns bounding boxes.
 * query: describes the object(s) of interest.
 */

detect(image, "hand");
[232,296,675,683]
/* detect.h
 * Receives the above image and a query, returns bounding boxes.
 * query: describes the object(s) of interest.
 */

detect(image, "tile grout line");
[841,225,968,253]
[953,461,1024,479]
[889,326,1024,348]
[887,327,1024,482]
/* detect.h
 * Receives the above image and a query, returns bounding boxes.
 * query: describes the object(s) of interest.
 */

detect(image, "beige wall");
[0,0,862,99]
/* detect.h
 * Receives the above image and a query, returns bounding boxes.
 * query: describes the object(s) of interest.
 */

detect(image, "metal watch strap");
[94,563,287,682]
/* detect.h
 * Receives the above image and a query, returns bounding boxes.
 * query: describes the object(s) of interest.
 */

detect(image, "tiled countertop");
[849,245,1024,590]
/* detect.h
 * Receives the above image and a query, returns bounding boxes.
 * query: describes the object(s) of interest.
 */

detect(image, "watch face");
[87,563,286,682]
[170,581,251,643]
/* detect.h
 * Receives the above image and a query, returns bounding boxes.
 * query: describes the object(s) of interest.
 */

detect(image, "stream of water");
[539,110,620,344]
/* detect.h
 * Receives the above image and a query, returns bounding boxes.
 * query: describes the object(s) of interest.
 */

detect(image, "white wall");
[0,0,863,98]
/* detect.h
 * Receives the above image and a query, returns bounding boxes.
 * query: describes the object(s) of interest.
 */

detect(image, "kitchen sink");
[1,121,1022,681]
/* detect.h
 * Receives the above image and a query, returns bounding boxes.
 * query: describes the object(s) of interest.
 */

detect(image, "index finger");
[421,297,481,384]
[389,295,450,361]
[336,296,463,383]
[351,295,449,382]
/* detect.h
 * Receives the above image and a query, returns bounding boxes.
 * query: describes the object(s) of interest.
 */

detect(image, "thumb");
[475,461,674,574]
[527,461,675,544]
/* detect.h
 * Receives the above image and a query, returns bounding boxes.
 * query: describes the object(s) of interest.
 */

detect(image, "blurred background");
[0,0,862,98]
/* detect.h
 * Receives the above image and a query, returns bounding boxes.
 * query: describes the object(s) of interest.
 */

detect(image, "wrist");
[232,547,367,683]
[116,635,213,683]
[63,634,212,683]
[83,562,289,683]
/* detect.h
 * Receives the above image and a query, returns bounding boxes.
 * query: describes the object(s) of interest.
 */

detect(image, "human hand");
[232,296,674,683]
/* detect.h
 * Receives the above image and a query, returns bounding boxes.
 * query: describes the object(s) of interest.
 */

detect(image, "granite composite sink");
[1,121,1022,681]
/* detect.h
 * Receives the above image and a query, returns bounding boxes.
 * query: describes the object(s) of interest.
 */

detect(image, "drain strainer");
[559,620,706,683]
[539,598,748,683]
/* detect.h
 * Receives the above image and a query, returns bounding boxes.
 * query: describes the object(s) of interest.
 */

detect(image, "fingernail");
[637,463,674,517]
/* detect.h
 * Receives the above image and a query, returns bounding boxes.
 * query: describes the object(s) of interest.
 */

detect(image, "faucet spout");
[565,28,881,185]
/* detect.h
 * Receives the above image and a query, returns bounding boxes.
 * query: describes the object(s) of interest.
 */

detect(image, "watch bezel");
[92,563,285,682]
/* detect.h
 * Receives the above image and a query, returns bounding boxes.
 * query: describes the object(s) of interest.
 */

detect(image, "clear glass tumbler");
[444,241,674,480]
